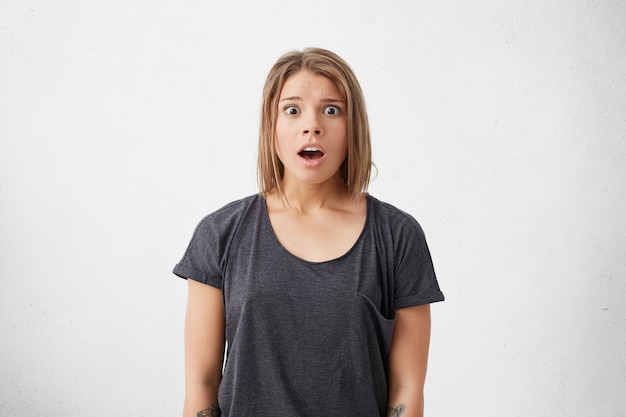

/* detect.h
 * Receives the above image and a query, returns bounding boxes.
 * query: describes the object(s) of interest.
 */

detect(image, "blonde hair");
[257,47,372,200]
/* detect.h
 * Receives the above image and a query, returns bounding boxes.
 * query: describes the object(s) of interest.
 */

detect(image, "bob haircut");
[257,47,373,200]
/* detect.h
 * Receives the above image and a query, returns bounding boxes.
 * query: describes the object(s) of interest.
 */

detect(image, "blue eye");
[284,106,299,115]
[324,105,341,116]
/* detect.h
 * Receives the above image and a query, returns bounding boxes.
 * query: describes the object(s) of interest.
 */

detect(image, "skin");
[274,70,349,194]
[267,70,365,262]
[182,70,432,417]
[183,280,225,417]
[387,304,432,417]
[388,404,407,417]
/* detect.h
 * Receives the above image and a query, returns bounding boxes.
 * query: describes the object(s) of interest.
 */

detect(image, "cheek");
[333,123,349,154]
[274,117,292,142]
[274,131,294,165]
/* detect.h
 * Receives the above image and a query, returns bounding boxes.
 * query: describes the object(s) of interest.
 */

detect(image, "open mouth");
[299,147,325,160]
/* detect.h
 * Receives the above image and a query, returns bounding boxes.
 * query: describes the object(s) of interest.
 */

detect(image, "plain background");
[1,1,625,416]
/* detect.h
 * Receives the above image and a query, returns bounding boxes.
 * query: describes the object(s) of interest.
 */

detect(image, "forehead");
[278,70,342,99]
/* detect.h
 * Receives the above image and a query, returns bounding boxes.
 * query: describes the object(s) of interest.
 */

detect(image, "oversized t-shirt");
[173,194,444,417]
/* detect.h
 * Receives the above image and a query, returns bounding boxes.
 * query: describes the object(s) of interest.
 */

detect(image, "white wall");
[1,1,625,416]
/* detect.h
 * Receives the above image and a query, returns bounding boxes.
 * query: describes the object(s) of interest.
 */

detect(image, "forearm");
[183,280,226,417]
[183,382,221,417]
[387,385,424,417]
[387,305,431,417]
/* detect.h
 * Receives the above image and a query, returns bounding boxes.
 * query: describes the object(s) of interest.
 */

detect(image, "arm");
[387,304,432,417]
[183,279,226,417]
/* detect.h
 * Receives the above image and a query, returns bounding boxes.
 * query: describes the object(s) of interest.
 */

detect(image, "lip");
[297,143,326,154]
[297,143,326,167]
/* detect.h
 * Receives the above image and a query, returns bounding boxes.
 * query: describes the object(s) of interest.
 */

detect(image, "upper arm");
[184,279,226,387]
[388,304,432,392]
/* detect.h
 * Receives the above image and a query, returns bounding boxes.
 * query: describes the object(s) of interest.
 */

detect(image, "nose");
[303,127,322,135]
[302,113,322,136]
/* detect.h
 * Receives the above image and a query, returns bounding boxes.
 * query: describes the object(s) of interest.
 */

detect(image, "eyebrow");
[279,96,345,103]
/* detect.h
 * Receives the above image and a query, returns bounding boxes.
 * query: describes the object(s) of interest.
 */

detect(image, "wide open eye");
[284,106,299,115]
[323,105,341,116]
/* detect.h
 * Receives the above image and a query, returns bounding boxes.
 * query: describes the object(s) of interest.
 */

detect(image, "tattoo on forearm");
[197,405,221,417]
[388,404,406,417]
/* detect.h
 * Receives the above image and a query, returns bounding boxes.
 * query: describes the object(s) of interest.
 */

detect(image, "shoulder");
[367,195,426,238]
[193,194,261,238]
[202,194,259,220]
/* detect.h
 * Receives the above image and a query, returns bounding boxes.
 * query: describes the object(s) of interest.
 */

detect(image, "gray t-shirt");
[173,194,444,417]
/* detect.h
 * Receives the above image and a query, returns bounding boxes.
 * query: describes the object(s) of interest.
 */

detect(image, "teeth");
[303,147,320,152]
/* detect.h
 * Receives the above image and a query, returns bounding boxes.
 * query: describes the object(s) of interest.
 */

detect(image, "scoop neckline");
[259,194,372,266]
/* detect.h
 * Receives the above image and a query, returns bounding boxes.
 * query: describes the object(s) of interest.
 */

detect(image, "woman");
[174,48,444,417]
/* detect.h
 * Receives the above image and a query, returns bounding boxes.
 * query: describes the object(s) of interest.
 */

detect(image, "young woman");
[174,48,444,417]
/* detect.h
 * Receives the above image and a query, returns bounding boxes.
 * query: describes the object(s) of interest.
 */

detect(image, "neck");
[279,174,349,211]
